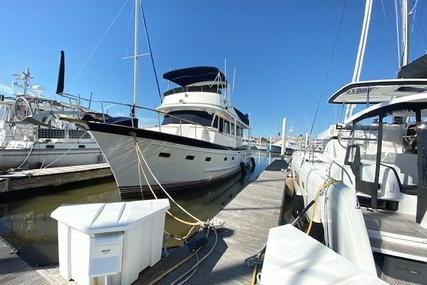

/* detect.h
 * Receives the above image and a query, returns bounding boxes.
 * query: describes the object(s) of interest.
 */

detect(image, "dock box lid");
[50,199,170,234]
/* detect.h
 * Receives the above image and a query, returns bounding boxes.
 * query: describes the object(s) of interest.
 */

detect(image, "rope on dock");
[133,138,222,284]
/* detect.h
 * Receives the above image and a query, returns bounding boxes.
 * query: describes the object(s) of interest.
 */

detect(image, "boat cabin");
[153,66,250,147]
[325,79,427,225]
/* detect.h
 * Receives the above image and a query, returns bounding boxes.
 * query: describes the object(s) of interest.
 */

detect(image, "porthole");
[205,157,212,161]
[159,152,171,158]
[224,157,228,161]
[232,157,234,160]
[186,155,195,160]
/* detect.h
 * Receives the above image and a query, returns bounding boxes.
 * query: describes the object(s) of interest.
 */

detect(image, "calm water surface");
[0,151,281,266]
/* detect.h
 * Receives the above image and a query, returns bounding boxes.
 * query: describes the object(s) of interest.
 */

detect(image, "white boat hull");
[291,150,377,274]
[0,143,104,170]
[89,124,251,198]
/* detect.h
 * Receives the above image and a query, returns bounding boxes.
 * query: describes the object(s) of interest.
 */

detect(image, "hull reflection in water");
[0,151,279,266]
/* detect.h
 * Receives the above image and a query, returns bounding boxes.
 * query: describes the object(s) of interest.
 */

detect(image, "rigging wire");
[139,0,163,101]
[380,0,388,23]
[69,0,131,88]
[308,0,348,136]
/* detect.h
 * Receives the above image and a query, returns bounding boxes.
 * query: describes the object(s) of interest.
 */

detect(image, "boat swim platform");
[136,158,288,284]
[0,163,112,198]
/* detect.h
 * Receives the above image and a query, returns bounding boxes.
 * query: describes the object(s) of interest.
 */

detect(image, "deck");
[363,208,427,284]
[363,208,427,262]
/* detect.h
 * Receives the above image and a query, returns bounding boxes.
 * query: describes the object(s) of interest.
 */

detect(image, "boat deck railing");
[62,94,248,143]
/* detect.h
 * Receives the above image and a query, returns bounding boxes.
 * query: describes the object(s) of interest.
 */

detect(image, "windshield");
[0,105,10,121]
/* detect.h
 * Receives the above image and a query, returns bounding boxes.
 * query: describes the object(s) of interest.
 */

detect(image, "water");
[0,151,280,267]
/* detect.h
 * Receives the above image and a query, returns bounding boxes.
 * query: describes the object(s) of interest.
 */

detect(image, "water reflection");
[0,151,279,266]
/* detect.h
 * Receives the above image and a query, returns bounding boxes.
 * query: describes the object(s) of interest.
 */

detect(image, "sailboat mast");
[132,0,139,116]
[345,0,373,120]
[401,0,409,66]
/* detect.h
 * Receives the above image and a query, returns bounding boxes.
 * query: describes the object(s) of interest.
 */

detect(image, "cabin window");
[224,157,228,161]
[159,152,171,158]
[46,145,54,149]
[185,155,195,160]
[212,116,219,129]
[236,126,240,137]
[162,111,213,126]
[224,121,230,134]
[78,145,86,149]
[219,118,224,133]
[238,128,244,136]
[205,157,212,161]
[231,123,235,135]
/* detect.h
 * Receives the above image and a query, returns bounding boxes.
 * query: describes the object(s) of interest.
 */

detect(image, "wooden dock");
[137,159,287,284]
[0,237,48,285]
[0,163,112,197]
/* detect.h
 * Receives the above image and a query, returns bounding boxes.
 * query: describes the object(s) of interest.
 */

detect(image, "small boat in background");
[0,68,104,171]
[269,138,299,155]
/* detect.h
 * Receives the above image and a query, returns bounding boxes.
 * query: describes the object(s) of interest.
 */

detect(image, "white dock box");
[51,199,170,285]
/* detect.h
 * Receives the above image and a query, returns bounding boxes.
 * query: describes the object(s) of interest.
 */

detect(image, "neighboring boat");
[0,69,104,171]
[269,139,298,155]
[75,66,252,198]
[286,1,427,282]
[290,79,427,280]
[256,143,269,152]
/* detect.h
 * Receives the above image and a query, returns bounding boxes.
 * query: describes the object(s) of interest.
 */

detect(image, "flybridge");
[163,66,227,87]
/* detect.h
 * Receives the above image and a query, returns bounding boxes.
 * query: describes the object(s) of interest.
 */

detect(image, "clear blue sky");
[1,0,426,136]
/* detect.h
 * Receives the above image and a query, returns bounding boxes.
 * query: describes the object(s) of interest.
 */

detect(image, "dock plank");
[0,237,48,285]
[137,159,287,285]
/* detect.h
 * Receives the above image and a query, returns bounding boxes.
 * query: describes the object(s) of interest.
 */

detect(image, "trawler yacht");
[78,66,252,198]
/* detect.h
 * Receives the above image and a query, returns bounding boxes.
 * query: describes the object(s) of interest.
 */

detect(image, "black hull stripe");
[118,167,243,198]
[87,121,248,151]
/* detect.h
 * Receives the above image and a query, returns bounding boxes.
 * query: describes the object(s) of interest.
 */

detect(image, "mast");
[401,0,409,67]
[345,0,373,120]
[132,0,139,117]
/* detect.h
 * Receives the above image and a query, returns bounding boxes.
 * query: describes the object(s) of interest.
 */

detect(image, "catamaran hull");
[87,123,251,198]
[290,150,377,274]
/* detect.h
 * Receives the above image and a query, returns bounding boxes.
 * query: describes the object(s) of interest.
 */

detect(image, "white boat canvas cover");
[328,79,427,105]
[261,225,386,285]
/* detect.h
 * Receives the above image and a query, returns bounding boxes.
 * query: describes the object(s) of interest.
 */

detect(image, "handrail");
[59,93,250,141]
[328,160,353,184]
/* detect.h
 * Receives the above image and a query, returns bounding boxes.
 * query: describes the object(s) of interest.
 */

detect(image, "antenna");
[132,0,139,118]
[232,66,236,91]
